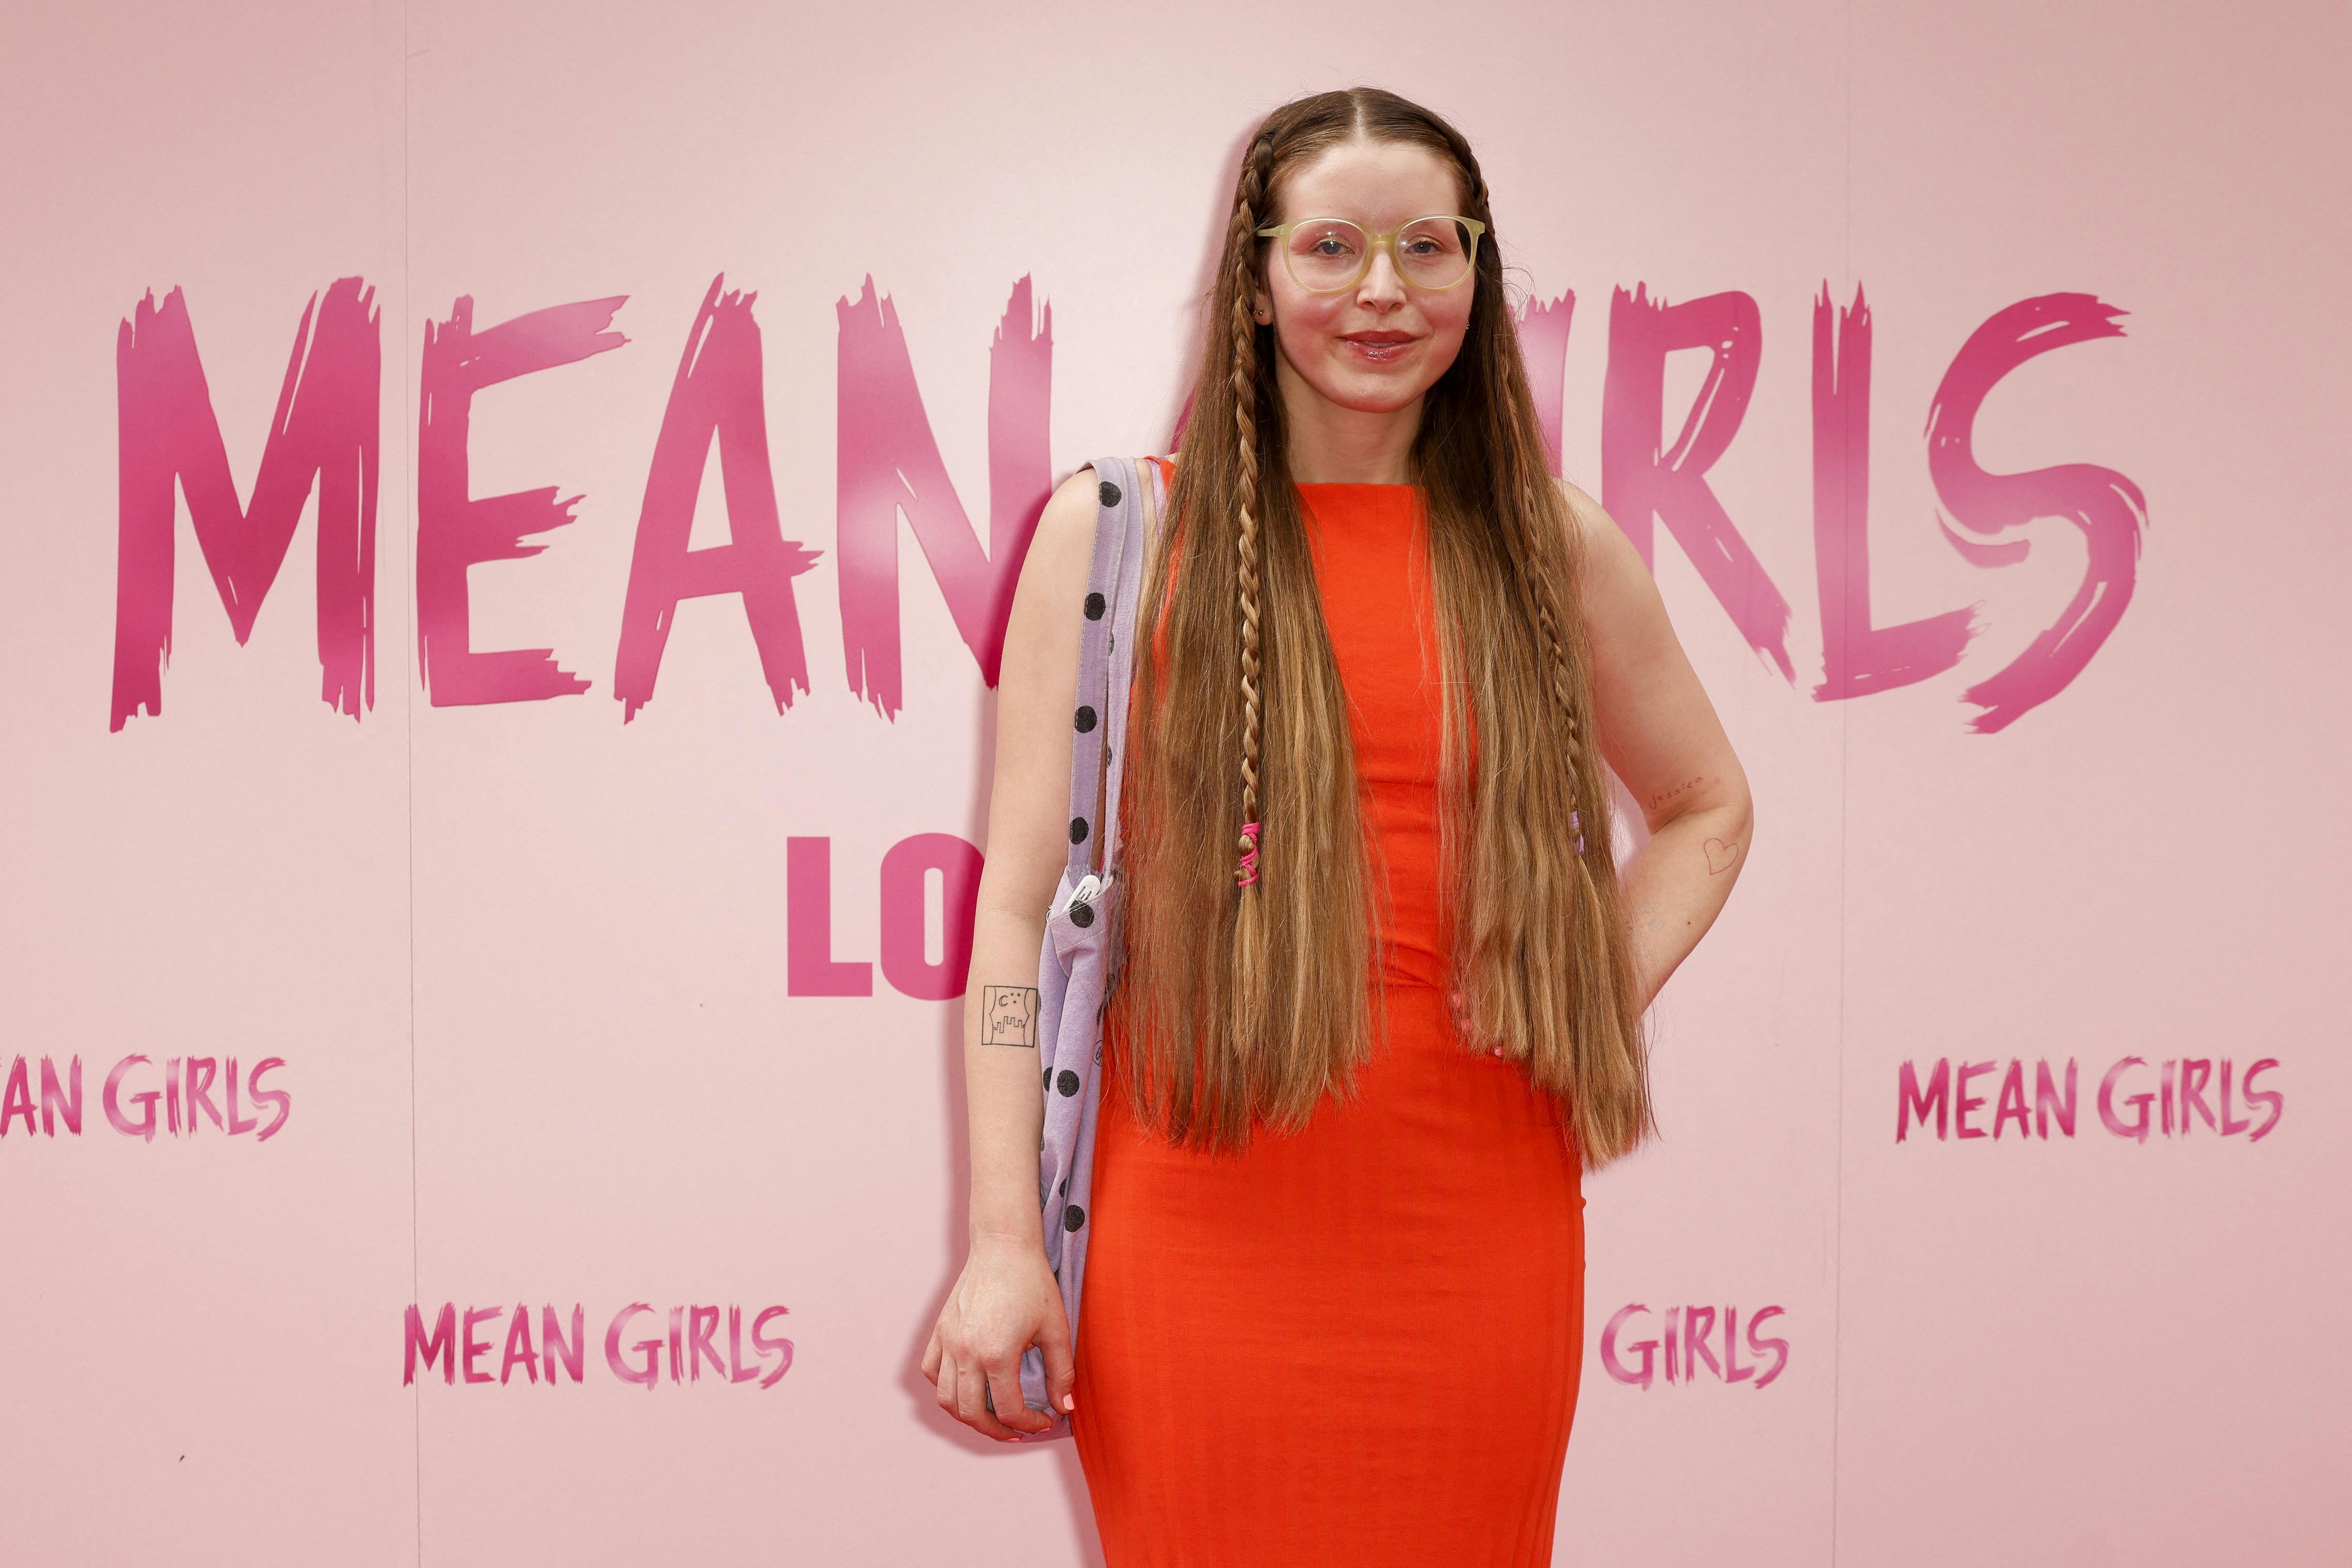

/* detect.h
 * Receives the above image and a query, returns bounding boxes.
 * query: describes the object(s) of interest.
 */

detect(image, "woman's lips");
[1338,332,1418,363]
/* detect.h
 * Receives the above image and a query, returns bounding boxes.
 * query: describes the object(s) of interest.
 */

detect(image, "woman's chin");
[1309,366,1429,415]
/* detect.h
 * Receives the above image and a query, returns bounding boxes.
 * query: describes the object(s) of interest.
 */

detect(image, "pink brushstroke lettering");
[751,1306,794,1388]
[2035,1058,2077,1138]
[727,1306,760,1384]
[1992,1058,2031,1138]
[1748,1307,1790,1389]
[499,1304,539,1384]
[1953,1058,1995,1139]
[688,1304,726,1381]
[104,1055,158,1142]
[786,836,871,996]
[606,1303,661,1390]
[879,832,983,1001]
[40,1057,82,1136]
[835,275,1052,717]
[1811,283,1974,701]
[1600,1303,1658,1389]
[543,1305,586,1384]
[1512,291,1575,476]
[2098,1056,2153,1143]
[1897,1057,1949,1141]
[405,1303,457,1386]
[614,276,820,720]
[111,279,381,730]
[1683,1305,1723,1379]
[461,1305,500,1383]
[417,294,627,705]
[1602,284,1794,679]
[2241,1059,2282,1142]
[1925,293,2147,732]
[0,1058,31,1137]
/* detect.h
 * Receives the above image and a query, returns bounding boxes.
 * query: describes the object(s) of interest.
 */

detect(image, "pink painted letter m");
[111,279,381,731]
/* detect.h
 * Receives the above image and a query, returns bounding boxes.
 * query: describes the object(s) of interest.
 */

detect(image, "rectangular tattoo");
[981,986,1039,1048]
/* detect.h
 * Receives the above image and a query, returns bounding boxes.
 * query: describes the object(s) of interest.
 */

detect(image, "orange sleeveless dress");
[1071,474,1587,1567]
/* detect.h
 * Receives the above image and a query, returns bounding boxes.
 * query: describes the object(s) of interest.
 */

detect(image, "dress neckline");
[1144,456,1417,493]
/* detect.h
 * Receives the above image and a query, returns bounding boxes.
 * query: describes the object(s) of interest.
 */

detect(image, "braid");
[1228,134,1275,889]
[1221,129,1280,1062]
[1519,500,1589,856]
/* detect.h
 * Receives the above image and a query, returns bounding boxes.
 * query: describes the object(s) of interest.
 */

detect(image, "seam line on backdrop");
[1829,0,1854,1562]
[403,1,422,1563]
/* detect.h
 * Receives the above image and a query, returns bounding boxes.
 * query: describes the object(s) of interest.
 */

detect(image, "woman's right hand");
[921,1234,1076,1440]
[928,466,1103,1442]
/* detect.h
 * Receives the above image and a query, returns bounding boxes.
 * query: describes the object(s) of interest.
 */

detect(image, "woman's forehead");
[1273,139,1462,224]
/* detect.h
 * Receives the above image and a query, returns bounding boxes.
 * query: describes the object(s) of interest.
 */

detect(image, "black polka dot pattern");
[1069,816,1088,844]
[1084,591,1106,620]
[1042,1066,1051,1088]
[1056,1069,1081,1097]
[1098,480,1122,508]
[1075,705,1096,733]
[1063,1203,1086,1232]
[1068,900,1094,929]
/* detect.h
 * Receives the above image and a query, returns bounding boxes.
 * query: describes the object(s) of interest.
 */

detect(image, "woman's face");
[1254,138,1476,418]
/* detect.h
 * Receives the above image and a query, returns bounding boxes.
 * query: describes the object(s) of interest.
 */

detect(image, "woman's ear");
[1252,287,1273,325]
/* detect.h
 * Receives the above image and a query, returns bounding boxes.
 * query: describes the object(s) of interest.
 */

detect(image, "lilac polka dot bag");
[1006,455,1159,1438]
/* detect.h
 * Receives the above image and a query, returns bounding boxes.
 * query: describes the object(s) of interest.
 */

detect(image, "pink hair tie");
[1235,821,1261,888]
[1570,809,1585,857]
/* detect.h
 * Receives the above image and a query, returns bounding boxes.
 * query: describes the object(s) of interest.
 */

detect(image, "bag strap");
[1062,456,1160,883]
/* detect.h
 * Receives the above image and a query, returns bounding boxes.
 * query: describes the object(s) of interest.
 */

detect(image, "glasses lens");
[1396,218,1474,288]
[1284,219,1367,291]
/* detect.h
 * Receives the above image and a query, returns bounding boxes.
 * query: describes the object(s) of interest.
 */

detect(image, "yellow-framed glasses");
[1255,215,1488,293]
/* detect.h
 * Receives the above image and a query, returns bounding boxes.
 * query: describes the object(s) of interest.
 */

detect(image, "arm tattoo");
[981,986,1039,1048]
[1647,773,1708,813]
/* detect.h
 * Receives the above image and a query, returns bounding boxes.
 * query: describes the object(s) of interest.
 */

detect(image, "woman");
[923,86,1754,1565]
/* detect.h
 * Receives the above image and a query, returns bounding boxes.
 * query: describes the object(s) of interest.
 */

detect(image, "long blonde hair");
[1110,87,1654,1170]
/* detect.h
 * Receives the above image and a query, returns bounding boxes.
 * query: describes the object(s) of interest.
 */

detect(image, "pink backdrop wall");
[4,2,2347,1562]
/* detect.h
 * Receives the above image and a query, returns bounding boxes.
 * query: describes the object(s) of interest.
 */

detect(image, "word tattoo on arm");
[981,986,1040,1048]
[1647,773,1709,814]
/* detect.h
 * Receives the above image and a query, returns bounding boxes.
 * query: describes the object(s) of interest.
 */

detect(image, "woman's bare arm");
[920,466,1103,1440]
[960,467,1101,1244]
[1561,478,1758,1009]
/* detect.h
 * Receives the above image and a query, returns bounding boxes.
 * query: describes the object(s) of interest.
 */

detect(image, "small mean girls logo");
[1600,1303,1789,1391]
[403,1303,794,1390]
[0,1054,290,1142]
[1895,1056,2282,1144]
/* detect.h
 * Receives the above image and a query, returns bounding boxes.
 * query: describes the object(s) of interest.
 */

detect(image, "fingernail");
[1062,1395,1076,1412]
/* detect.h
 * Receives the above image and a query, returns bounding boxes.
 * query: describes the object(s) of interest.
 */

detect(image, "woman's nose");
[1356,248,1409,306]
